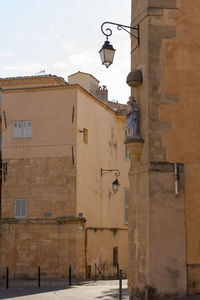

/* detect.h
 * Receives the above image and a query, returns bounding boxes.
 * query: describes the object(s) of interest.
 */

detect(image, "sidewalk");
[0,279,129,300]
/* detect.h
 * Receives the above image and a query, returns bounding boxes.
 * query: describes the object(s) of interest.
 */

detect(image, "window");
[124,188,130,225]
[125,129,130,160]
[13,121,32,138]
[14,199,27,218]
[83,128,88,144]
[113,247,118,267]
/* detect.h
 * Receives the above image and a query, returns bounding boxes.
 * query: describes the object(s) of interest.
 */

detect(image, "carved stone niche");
[126,69,143,88]
[124,136,144,161]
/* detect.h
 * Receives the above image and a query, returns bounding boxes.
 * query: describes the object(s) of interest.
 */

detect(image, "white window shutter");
[20,199,27,217]
[15,199,21,217]
[13,121,23,138]
[13,121,32,139]
[14,199,27,218]
[23,121,32,138]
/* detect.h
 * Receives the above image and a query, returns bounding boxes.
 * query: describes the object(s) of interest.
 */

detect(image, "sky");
[0,0,131,103]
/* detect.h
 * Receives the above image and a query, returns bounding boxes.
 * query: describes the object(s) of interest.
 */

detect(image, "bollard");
[119,269,122,300]
[95,263,96,280]
[38,266,40,287]
[68,265,71,286]
[6,267,8,289]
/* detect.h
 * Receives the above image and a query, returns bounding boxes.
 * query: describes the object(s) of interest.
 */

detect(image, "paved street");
[0,279,128,300]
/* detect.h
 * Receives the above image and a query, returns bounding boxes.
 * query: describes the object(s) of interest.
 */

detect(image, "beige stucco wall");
[76,89,129,227]
[2,87,77,160]
[76,88,129,276]
[68,72,99,95]
[0,82,129,280]
[86,229,128,278]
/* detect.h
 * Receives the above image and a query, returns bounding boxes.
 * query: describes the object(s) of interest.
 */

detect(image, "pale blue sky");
[0,0,131,103]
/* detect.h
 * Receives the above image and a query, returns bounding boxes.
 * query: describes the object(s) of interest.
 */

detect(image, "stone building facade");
[126,0,200,299]
[0,73,129,279]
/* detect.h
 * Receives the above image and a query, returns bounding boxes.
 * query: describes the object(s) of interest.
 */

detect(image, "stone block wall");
[128,1,190,298]
[2,156,76,219]
[0,218,85,279]
[149,163,186,297]
[127,161,149,299]
[128,160,187,299]
[0,154,83,279]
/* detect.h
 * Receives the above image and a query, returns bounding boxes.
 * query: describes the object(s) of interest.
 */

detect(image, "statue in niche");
[126,96,139,137]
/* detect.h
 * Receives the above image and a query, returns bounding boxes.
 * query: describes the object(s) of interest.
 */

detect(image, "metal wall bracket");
[101,21,140,50]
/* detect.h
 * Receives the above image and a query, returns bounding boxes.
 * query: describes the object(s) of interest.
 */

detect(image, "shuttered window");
[14,199,27,218]
[124,189,129,225]
[13,121,32,138]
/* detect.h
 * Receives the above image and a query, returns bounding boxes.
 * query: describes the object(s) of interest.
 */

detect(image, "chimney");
[94,85,108,102]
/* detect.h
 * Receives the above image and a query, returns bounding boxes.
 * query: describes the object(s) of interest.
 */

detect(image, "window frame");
[13,120,32,139]
[113,247,118,267]
[14,198,28,218]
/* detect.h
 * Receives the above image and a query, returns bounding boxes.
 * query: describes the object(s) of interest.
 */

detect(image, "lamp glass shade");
[99,41,115,68]
[112,179,120,193]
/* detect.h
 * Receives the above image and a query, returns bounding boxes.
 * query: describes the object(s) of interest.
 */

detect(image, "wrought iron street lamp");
[99,21,140,68]
[101,168,120,193]
[112,178,120,193]
[99,40,115,69]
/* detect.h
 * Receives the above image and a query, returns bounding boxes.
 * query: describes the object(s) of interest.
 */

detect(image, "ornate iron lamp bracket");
[101,168,120,193]
[101,168,120,178]
[101,21,140,50]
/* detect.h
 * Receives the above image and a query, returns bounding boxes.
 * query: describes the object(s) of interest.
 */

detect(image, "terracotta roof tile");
[0,75,68,89]
[107,101,128,114]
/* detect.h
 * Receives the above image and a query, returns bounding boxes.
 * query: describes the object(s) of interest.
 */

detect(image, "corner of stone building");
[128,1,188,299]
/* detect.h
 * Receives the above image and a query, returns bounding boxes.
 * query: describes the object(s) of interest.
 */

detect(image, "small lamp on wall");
[101,168,120,193]
[112,178,120,193]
